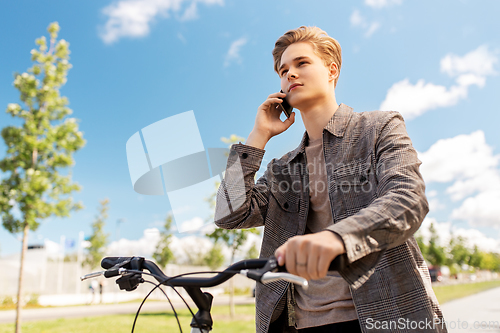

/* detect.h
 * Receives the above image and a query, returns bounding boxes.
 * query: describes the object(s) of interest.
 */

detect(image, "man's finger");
[286,240,297,275]
[275,244,286,266]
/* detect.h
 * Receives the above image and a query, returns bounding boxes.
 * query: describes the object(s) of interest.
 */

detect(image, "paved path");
[0,296,255,324]
[440,287,500,332]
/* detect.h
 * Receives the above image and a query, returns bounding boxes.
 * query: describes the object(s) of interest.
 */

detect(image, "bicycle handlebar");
[83,254,346,333]
[100,254,346,287]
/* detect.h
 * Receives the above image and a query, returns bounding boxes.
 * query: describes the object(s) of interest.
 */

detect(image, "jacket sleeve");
[327,112,429,289]
[214,143,273,230]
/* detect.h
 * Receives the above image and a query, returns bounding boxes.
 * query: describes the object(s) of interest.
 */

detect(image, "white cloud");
[177,216,206,233]
[454,227,500,252]
[380,45,497,119]
[418,131,500,228]
[105,226,263,265]
[350,9,381,38]
[445,169,500,202]
[365,22,381,38]
[107,228,161,257]
[224,37,247,67]
[451,191,500,228]
[440,45,498,77]
[365,0,402,9]
[455,73,486,88]
[350,9,364,26]
[380,79,468,119]
[417,218,452,246]
[427,190,438,197]
[428,198,445,212]
[417,217,500,253]
[169,234,215,263]
[179,1,198,21]
[419,131,498,184]
[99,0,223,44]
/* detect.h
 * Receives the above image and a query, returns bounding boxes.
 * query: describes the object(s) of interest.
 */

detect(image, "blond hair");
[272,26,342,87]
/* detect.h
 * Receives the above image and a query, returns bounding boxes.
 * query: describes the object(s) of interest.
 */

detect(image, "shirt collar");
[283,103,354,165]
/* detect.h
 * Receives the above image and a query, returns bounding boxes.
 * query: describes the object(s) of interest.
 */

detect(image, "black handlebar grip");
[101,256,133,269]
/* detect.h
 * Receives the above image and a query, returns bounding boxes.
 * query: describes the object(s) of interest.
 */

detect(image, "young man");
[215,26,446,333]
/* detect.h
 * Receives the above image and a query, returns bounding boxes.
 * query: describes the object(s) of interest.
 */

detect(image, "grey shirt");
[294,136,358,329]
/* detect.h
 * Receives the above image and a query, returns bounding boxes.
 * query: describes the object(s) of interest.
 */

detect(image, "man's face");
[278,42,335,110]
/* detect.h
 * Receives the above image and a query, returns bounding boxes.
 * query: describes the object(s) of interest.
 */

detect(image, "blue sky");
[1,0,500,257]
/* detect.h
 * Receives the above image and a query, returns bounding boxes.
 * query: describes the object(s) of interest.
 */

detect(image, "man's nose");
[287,71,298,80]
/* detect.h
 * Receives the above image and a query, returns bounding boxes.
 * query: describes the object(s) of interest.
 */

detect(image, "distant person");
[215,26,447,332]
[89,280,98,305]
[99,280,104,304]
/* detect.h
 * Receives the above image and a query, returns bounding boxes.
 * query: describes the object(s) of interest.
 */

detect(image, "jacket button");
[283,202,289,209]
[242,152,248,159]
[356,244,361,251]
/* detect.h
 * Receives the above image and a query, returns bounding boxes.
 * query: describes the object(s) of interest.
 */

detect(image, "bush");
[27,294,40,306]
[225,287,251,296]
[2,296,14,306]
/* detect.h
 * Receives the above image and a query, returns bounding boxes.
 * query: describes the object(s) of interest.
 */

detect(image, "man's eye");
[281,70,288,77]
[299,61,307,66]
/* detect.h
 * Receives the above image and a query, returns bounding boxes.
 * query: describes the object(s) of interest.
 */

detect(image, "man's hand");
[246,92,296,150]
[274,231,346,280]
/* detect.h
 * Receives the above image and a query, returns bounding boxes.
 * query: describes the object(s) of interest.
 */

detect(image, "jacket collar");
[283,103,353,165]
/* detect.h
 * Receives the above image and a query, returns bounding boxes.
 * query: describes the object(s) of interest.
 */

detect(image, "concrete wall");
[0,254,255,306]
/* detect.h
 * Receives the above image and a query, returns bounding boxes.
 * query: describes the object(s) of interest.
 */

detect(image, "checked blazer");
[214,104,447,333]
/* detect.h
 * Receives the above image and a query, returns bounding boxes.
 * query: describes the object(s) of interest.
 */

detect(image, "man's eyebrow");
[278,56,311,73]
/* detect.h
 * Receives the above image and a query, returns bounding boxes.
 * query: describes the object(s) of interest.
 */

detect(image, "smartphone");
[279,90,293,118]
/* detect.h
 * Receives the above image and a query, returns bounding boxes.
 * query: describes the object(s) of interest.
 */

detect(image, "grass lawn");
[433,279,500,304]
[2,280,500,333]
[0,304,256,333]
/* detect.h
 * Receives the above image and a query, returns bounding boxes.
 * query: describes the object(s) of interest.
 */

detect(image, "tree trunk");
[229,278,235,318]
[229,251,235,318]
[15,223,29,333]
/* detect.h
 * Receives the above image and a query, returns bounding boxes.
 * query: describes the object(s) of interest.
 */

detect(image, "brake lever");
[239,256,279,281]
[80,271,105,281]
[261,272,308,289]
[240,256,310,289]
[80,267,128,281]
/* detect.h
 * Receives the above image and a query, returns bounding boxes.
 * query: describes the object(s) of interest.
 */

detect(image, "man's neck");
[300,96,339,142]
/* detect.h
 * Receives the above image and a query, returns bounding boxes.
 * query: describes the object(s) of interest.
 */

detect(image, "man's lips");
[288,84,302,92]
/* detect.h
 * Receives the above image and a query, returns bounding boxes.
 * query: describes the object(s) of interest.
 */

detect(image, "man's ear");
[329,62,339,81]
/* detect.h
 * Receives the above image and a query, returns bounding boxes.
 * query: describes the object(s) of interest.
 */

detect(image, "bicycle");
[81,255,345,333]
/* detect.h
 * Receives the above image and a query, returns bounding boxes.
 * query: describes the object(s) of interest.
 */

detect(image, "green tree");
[415,233,427,257]
[425,223,446,267]
[469,245,484,269]
[184,246,207,266]
[153,213,175,267]
[246,243,260,259]
[205,134,261,318]
[480,252,500,272]
[203,243,226,270]
[0,22,85,333]
[84,199,110,269]
[447,235,471,268]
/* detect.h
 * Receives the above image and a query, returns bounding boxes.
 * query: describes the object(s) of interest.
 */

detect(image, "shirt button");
[356,244,361,251]
[242,152,248,159]
[360,175,367,183]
